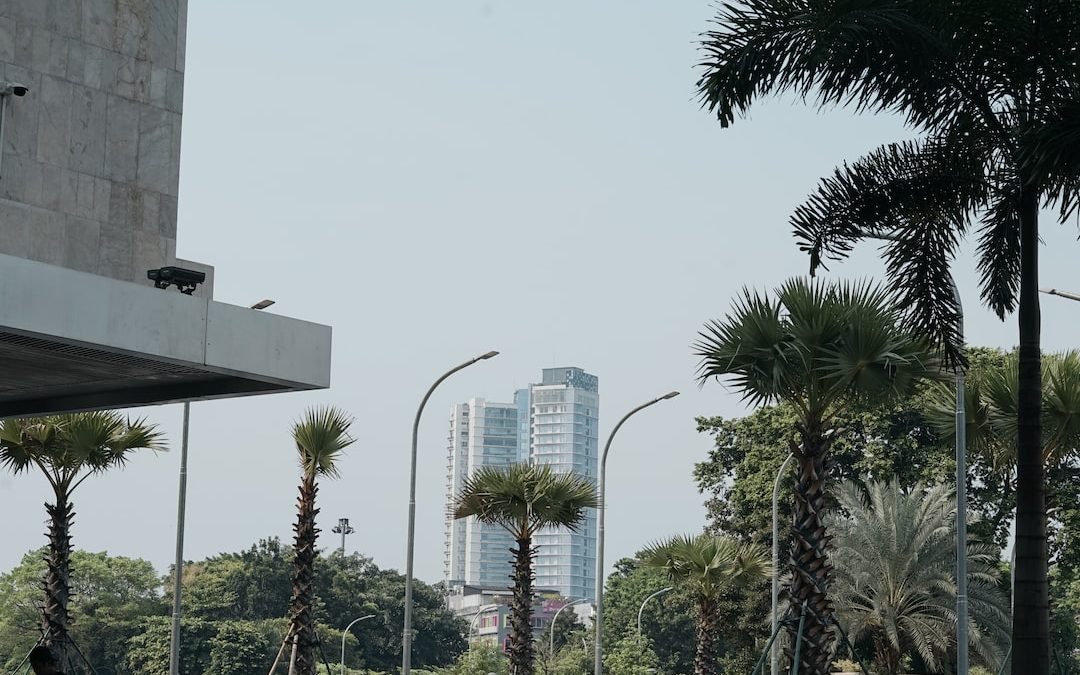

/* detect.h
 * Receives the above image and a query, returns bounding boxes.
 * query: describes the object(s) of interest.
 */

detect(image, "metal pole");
[636,587,672,635]
[550,599,587,655]
[0,95,7,179]
[792,602,807,675]
[772,452,794,675]
[402,351,499,675]
[953,280,968,675]
[341,615,375,675]
[594,392,679,675]
[169,402,190,675]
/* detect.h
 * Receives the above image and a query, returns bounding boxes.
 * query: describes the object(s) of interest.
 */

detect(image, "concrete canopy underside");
[0,254,332,418]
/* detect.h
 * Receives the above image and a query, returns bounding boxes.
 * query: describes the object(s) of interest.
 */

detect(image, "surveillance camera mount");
[0,82,29,180]
[147,266,206,295]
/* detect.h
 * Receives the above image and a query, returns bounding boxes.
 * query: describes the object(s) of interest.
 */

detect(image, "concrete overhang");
[0,254,331,418]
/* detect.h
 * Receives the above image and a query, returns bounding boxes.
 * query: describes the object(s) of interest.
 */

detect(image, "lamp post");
[341,614,375,675]
[636,587,672,635]
[865,232,967,674]
[594,391,680,675]
[469,604,500,639]
[170,298,275,675]
[771,452,795,675]
[550,599,589,655]
[401,351,500,675]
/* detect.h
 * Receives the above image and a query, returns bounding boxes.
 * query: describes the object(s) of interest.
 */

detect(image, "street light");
[771,453,795,675]
[469,604,500,638]
[1040,287,1080,303]
[401,351,500,675]
[594,391,680,675]
[341,614,376,675]
[170,298,276,675]
[550,599,590,655]
[636,587,672,635]
[865,232,968,675]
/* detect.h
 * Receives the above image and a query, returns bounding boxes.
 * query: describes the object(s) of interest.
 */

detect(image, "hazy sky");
[3,2,1080,585]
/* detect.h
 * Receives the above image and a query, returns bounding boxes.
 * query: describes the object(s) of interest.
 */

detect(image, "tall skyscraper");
[444,368,599,601]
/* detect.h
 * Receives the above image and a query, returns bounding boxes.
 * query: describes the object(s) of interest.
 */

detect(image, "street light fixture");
[332,518,355,554]
[341,614,376,675]
[550,599,590,655]
[865,232,968,675]
[594,391,680,675]
[169,298,276,675]
[636,587,672,635]
[401,351,500,675]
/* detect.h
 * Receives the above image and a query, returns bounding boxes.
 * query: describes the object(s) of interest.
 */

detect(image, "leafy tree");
[453,464,599,675]
[0,549,164,673]
[603,633,661,675]
[697,3,1080,671]
[549,603,585,654]
[600,558,694,675]
[0,413,164,669]
[438,643,509,675]
[207,622,272,675]
[695,278,942,673]
[126,617,217,675]
[829,482,1010,674]
[550,643,592,675]
[641,534,770,675]
[287,407,355,675]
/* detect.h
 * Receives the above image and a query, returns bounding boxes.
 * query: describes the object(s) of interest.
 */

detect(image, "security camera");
[0,82,29,97]
[147,266,206,295]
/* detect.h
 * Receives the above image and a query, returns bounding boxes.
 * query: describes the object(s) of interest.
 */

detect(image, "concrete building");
[0,0,329,416]
[444,368,599,601]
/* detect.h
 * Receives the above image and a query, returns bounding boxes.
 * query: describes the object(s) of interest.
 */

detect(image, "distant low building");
[447,584,587,650]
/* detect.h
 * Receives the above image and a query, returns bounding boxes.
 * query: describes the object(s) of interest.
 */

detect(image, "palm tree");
[640,534,770,675]
[829,482,1011,675]
[697,5,1080,671]
[695,277,943,674]
[453,463,599,675]
[925,350,1080,567]
[0,412,164,669]
[287,407,355,675]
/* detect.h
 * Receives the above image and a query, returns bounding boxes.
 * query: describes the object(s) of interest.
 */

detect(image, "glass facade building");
[444,368,599,601]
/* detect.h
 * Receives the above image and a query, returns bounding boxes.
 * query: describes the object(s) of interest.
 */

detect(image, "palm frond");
[452,464,599,539]
[292,406,355,480]
[641,533,771,598]
[697,1,968,131]
[975,187,1022,318]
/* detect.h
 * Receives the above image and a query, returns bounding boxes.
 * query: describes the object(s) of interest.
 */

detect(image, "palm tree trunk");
[1012,183,1050,674]
[42,489,74,671]
[509,536,536,675]
[693,594,718,675]
[288,475,320,675]
[786,428,834,675]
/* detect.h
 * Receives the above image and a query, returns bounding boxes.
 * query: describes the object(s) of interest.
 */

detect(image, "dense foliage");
[0,541,465,674]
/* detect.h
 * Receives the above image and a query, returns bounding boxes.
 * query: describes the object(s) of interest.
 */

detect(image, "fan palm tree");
[830,482,1011,675]
[695,277,943,674]
[925,351,1080,557]
[287,407,355,675]
[697,4,1080,671]
[453,463,599,675]
[0,412,164,669]
[640,534,770,675]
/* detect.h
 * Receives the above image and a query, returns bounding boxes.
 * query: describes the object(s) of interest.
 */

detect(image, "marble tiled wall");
[0,0,187,284]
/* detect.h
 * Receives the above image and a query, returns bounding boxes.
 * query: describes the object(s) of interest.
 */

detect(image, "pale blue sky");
[3,2,1079,583]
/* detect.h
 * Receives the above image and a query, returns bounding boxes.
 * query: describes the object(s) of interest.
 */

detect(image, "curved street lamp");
[550,598,590,655]
[636,587,672,635]
[770,452,795,675]
[469,604,500,638]
[401,351,499,675]
[594,391,680,675]
[341,614,376,675]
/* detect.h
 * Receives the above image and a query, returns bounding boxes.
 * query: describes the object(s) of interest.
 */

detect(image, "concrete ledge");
[0,253,331,417]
